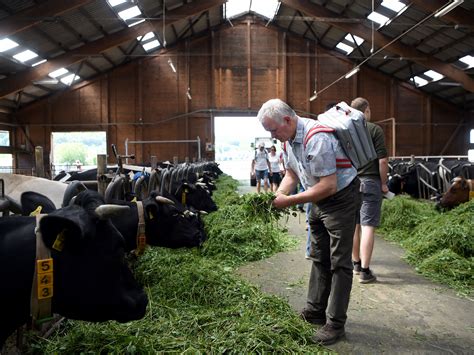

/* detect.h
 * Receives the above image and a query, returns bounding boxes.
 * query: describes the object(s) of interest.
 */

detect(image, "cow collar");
[134,200,147,256]
[468,179,474,200]
[30,213,54,327]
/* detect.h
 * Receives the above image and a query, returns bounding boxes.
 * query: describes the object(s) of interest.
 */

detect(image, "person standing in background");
[268,145,283,192]
[251,143,272,193]
[350,97,389,283]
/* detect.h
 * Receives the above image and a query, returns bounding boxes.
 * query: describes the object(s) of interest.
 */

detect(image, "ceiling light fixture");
[345,67,360,79]
[168,58,176,73]
[309,91,317,102]
[186,87,192,100]
[434,0,464,18]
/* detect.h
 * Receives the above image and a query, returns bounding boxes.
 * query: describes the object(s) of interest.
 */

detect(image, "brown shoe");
[299,309,326,325]
[312,324,345,345]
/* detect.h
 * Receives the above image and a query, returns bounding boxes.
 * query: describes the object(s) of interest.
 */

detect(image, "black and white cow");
[0,190,148,347]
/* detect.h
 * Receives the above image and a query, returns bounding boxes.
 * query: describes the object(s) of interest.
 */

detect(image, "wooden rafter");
[280,0,474,93]
[0,0,95,37]
[0,0,226,100]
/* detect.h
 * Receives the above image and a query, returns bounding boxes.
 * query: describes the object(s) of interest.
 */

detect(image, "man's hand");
[381,183,389,193]
[272,194,291,209]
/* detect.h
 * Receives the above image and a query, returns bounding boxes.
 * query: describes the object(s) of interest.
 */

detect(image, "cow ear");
[39,214,86,250]
[145,203,159,220]
[461,179,468,190]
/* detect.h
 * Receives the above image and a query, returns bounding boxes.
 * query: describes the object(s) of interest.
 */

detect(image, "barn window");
[51,131,106,176]
[0,130,9,146]
[0,154,12,173]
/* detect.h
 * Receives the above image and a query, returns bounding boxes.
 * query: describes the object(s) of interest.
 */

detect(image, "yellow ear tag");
[131,197,137,202]
[37,258,53,300]
[148,211,154,220]
[52,230,66,252]
[181,191,186,205]
[470,191,474,200]
[29,206,43,216]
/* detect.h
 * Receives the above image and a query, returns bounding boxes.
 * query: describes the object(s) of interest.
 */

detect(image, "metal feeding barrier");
[124,137,201,163]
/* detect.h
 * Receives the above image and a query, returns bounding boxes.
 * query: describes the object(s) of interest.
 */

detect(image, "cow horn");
[197,178,204,182]
[155,196,175,205]
[184,210,195,217]
[199,210,208,215]
[95,205,130,219]
[196,182,206,186]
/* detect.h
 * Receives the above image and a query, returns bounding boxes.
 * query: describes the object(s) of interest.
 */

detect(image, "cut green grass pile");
[26,174,320,353]
[380,196,474,297]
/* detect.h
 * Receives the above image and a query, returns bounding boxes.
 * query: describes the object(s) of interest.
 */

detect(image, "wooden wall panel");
[316,50,354,113]
[286,36,310,112]
[251,69,278,109]
[109,64,138,123]
[396,85,425,155]
[218,67,247,108]
[189,37,212,111]
[431,100,466,155]
[218,24,247,68]
[250,24,278,69]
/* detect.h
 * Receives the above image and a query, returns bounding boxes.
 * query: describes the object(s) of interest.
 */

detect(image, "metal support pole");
[197,136,201,161]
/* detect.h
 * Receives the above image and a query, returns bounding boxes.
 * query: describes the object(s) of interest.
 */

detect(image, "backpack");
[317,101,377,169]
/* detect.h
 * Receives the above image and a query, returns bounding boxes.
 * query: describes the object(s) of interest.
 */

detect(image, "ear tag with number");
[29,206,43,216]
[181,191,187,205]
[470,191,474,200]
[37,258,53,300]
[52,230,66,251]
[148,211,154,220]
[132,197,137,202]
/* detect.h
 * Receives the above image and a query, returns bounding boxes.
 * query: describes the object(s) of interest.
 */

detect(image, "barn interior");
[0,0,473,176]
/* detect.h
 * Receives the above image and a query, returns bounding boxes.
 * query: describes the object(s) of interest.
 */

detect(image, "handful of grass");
[240,192,296,223]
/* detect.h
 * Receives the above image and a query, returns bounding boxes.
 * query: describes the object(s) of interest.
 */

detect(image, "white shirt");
[268,153,281,173]
[254,149,269,171]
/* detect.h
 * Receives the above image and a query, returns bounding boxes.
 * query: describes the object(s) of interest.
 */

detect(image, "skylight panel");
[225,0,250,19]
[60,73,81,85]
[49,68,69,78]
[250,0,280,20]
[0,38,19,52]
[459,55,474,68]
[140,32,155,42]
[410,76,428,87]
[336,42,355,55]
[367,11,389,26]
[143,40,160,51]
[128,19,145,27]
[424,70,443,82]
[118,6,141,21]
[108,0,126,6]
[381,0,406,13]
[13,50,38,62]
[344,34,364,46]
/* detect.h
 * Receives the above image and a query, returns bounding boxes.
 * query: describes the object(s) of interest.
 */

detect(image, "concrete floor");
[236,184,474,354]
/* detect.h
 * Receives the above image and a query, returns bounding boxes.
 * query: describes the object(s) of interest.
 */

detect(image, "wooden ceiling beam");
[281,0,474,93]
[0,0,225,100]
[0,0,95,37]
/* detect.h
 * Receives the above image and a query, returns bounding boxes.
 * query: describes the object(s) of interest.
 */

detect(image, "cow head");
[142,191,206,248]
[437,176,472,210]
[40,190,147,322]
[174,182,217,212]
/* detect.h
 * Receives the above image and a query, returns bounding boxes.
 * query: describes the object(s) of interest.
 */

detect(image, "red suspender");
[303,126,334,149]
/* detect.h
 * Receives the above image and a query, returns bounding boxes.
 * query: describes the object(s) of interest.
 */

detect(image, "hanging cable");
[371,0,375,54]
[163,0,166,48]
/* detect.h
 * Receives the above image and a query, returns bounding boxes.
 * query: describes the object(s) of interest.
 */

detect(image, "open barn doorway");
[51,132,107,177]
[214,116,271,183]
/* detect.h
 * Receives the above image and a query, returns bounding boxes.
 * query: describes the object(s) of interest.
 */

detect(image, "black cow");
[21,191,57,215]
[0,190,148,347]
[171,181,217,212]
[110,190,206,250]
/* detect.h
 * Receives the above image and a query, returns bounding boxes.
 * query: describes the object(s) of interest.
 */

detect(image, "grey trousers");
[306,178,360,328]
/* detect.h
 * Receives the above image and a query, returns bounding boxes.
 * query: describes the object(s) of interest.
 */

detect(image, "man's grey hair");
[350,97,369,112]
[257,99,297,124]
